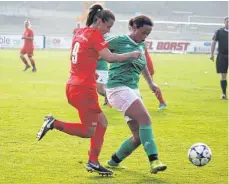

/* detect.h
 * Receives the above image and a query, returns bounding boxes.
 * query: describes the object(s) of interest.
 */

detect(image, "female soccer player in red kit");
[36,4,141,176]
[20,20,36,72]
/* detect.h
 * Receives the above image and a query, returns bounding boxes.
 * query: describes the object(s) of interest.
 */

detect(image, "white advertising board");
[0,35,44,49]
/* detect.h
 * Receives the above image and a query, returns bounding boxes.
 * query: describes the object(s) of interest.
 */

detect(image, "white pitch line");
[160,83,220,91]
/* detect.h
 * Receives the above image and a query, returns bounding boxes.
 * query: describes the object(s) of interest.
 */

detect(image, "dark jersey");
[212,28,228,55]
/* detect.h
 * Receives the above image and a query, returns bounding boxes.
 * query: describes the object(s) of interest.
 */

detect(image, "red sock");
[21,57,29,65]
[156,88,165,104]
[88,124,106,163]
[53,120,88,137]
[29,58,36,68]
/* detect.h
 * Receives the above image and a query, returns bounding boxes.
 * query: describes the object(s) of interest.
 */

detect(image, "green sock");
[116,138,136,160]
[139,125,158,156]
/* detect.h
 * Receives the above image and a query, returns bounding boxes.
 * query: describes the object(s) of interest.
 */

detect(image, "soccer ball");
[188,143,212,167]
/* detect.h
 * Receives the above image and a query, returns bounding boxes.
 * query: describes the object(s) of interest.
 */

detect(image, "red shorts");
[20,47,34,56]
[66,84,102,127]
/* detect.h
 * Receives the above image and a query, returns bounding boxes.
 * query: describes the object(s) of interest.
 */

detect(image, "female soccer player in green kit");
[105,15,167,174]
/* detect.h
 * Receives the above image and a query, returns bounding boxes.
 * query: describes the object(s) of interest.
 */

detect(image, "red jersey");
[23,28,34,49]
[68,27,108,88]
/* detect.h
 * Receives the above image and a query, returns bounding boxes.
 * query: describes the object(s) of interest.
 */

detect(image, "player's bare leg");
[96,83,108,105]
[20,54,30,71]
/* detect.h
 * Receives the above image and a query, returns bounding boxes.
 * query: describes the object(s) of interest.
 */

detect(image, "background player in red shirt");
[20,20,37,72]
[129,18,167,109]
[36,4,140,176]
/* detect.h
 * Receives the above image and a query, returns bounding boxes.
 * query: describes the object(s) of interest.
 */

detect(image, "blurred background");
[0,1,228,40]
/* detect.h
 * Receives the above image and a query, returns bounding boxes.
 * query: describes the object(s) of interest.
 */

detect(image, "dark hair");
[224,16,228,21]
[128,15,153,29]
[86,4,115,26]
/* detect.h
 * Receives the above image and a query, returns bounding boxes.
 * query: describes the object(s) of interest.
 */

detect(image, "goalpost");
[117,19,224,41]
[114,18,223,53]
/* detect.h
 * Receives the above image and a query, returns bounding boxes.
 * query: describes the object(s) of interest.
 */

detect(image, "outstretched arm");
[142,66,159,96]
[210,40,216,61]
[98,48,141,63]
[210,29,218,61]
[23,36,34,40]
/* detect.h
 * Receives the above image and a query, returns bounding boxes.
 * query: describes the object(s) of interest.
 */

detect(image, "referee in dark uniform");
[210,16,228,100]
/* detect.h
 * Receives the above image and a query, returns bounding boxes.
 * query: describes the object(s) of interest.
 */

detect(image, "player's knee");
[98,112,108,128]
[97,87,106,96]
[20,55,24,59]
[145,117,152,125]
[137,113,152,126]
[96,83,106,96]
[132,136,141,146]
[84,127,96,138]
[84,133,93,138]
[98,90,105,97]
[221,73,227,80]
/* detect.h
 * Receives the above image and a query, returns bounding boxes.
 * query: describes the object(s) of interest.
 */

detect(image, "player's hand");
[210,54,214,61]
[130,51,141,59]
[149,82,160,96]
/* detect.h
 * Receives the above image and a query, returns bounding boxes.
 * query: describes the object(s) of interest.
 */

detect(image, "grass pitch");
[0,50,227,184]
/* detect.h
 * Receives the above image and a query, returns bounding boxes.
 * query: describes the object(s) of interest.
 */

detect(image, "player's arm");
[142,66,159,96]
[22,35,34,40]
[23,36,34,40]
[93,32,141,62]
[210,30,218,61]
[99,35,141,62]
[210,41,217,61]
[98,48,140,63]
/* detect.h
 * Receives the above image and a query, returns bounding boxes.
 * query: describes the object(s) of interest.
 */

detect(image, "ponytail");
[86,3,115,27]
[86,4,103,26]
[128,18,134,27]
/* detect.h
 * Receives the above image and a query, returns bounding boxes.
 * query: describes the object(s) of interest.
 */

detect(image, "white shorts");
[96,70,108,84]
[106,86,142,122]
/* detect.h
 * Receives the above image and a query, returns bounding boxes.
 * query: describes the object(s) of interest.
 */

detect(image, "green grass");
[0,50,228,184]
